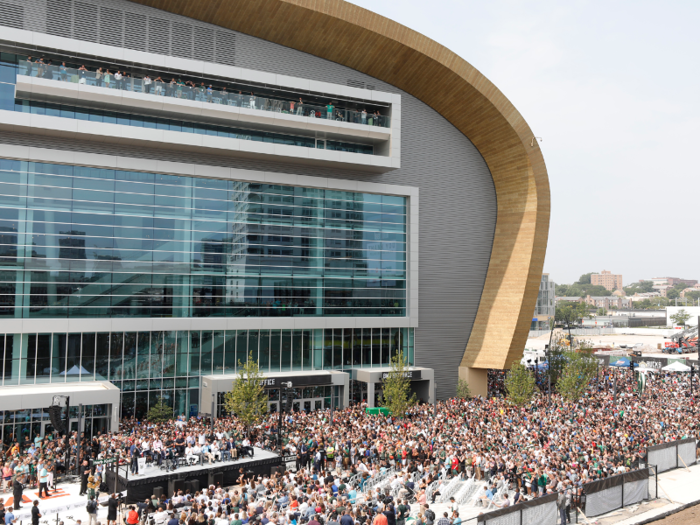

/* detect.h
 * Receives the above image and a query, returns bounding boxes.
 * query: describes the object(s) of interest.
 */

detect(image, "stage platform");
[111,447,282,503]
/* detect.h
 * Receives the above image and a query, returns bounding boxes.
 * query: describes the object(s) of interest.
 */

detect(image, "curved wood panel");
[130,0,550,371]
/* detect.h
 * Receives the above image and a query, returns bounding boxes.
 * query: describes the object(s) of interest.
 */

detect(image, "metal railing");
[18,63,391,128]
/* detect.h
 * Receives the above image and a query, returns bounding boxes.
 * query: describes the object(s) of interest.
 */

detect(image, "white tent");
[59,364,91,376]
[662,361,691,372]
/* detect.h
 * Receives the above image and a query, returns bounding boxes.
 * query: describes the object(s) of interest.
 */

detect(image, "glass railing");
[18,62,391,128]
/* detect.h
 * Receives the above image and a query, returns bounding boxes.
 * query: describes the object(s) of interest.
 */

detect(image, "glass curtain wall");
[0,160,407,318]
[0,328,413,419]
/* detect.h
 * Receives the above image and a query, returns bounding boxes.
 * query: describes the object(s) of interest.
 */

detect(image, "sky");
[348,0,700,286]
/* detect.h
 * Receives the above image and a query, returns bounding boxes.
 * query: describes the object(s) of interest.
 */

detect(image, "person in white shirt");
[153,508,169,525]
[212,441,221,461]
[185,446,198,465]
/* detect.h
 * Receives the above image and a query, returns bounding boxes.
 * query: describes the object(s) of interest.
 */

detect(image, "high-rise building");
[0,0,549,437]
[532,274,556,330]
[591,270,623,291]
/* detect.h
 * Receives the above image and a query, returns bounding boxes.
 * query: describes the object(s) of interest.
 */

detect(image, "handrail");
[18,64,391,129]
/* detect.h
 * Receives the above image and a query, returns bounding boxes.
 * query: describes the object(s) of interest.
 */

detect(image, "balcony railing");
[18,62,391,128]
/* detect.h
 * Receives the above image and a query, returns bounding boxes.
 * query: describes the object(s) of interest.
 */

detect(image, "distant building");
[585,295,632,309]
[556,296,584,304]
[591,270,623,291]
[652,277,698,288]
[681,287,700,299]
[630,292,662,302]
[532,274,556,330]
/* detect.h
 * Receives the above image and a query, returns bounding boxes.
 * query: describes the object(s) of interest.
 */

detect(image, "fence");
[646,438,697,473]
[581,466,654,517]
[476,492,558,525]
[528,327,615,338]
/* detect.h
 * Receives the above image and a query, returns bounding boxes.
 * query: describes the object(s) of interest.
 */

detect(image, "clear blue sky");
[348,0,700,286]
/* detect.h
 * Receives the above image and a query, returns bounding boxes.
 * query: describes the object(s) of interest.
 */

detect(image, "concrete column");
[459,366,488,398]
[367,381,375,408]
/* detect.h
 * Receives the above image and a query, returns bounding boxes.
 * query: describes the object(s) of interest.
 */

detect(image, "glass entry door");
[292,398,324,412]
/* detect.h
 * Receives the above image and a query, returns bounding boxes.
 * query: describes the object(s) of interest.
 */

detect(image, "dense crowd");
[1,367,699,525]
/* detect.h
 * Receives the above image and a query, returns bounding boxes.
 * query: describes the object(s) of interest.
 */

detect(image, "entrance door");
[268,401,279,413]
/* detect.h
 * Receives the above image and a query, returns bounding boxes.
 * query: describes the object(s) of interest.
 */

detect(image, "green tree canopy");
[685,290,700,302]
[577,273,593,285]
[146,397,173,423]
[624,280,654,295]
[666,288,680,300]
[670,309,691,327]
[505,363,536,406]
[557,352,598,402]
[223,351,268,432]
[380,351,417,417]
[456,378,471,400]
[556,302,591,325]
[556,283,611,298]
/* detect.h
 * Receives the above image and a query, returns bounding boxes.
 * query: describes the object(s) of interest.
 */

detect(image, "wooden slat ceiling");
[129,0,551,370]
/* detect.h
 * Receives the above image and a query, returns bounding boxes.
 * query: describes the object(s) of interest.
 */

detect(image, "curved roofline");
[131,0,551,370]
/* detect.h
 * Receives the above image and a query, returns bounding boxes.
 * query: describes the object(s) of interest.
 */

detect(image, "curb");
[632,499,700,525]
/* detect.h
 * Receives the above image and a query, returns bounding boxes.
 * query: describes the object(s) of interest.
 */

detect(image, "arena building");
[0,0,549,439]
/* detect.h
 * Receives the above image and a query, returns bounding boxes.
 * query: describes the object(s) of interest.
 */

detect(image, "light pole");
[278,381,293,449]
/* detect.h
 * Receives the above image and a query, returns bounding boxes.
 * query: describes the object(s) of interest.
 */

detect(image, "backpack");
[424,510,435,524]
[86,501,97,514]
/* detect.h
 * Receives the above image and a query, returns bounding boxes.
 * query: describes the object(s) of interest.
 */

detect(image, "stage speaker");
[184,481,193,494]
[153,486,164,499]
[174,479,185,493]
[190,479,200,492]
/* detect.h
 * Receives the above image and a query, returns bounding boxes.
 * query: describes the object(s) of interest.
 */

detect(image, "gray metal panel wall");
[0,0,497,399]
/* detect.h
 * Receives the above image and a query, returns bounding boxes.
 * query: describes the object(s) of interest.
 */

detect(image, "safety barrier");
[581,467,652,517]
[646,437,697,473]
[477,492,558,525]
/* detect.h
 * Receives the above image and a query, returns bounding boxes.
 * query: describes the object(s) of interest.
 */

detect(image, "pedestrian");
[87,496,98,525]
[31,500,41,525]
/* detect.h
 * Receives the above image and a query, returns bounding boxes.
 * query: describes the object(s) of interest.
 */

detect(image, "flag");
[637,371,647,393]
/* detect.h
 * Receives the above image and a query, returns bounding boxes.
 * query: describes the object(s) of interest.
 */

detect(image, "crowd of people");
[1,367,698,525]
[19,56,388,127]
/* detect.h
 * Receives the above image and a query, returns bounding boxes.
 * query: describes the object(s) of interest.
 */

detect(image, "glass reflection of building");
[0,159,413,422]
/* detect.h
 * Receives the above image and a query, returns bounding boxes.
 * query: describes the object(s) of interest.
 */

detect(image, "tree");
[146,397,173,423]
[671,309,691,328]
[557,352,598,402]
[380,351,417,417]
[666,288,680,300]
[624,280,654,295]
[686,290,700,303]
[596,307,607,316]
[577,273,593,285]
[505,363,536,406]
[456,378,471,399]
[223,351,268,432]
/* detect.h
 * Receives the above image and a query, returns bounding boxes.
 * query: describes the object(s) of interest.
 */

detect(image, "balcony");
[15,63,392,145]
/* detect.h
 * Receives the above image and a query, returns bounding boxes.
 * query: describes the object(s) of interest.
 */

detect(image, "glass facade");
[0,53,375,155]
[0,404,111,448]
[0,328,414,420]
[0,160,407,318]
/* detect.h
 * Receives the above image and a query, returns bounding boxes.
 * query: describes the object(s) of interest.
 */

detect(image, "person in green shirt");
[230,513,242,525]
[326,103,335,120]
[397,499,409,525]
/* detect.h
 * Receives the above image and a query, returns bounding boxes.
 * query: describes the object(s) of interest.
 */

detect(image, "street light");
[278,381,293,449]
